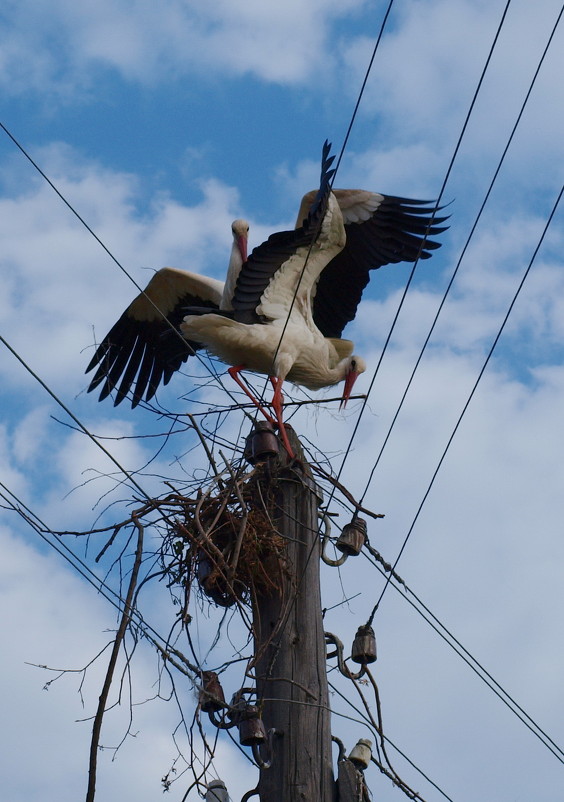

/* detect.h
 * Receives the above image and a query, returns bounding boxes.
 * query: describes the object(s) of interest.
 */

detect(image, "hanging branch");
[310,462,384,520]
[85,513,145,802]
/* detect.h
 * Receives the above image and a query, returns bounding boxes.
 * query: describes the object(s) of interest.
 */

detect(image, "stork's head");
[340,355,366,410]
[231,219,249,264]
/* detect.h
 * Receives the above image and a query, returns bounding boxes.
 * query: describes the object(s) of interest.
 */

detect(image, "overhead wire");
[327,680,455,802]
[0,336,249,714]
[2,2,560,793]
[0,479,202,677]
[251,0,397,416]
[2,473,259,793]
[322,0,514,509]
[329,1,564,765]
[0,6,413,800]
[357,0,564,509]
[245,0,399,638]
[333,0,395,179]
[0,333,173,505]
[229,5,488,795]
[368,178,564,618]
[0,120,255,419]
[0,120,257,694]
[0,116,315,795]
[229,2,564,791]
[27,498,229,794]
[315,0,564,775]
[363,543,564,764]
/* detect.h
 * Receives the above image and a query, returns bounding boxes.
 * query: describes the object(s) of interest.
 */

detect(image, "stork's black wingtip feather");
[320,141,335,179]
[85,348,105,375]
[98,383,113,403]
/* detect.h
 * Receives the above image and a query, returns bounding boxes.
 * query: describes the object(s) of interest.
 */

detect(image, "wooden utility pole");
[249,425,334,802]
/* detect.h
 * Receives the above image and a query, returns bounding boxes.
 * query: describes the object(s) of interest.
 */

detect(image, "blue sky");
[1,1,564,800]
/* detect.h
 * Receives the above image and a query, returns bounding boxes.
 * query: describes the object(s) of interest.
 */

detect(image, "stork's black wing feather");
[312,196,449,338]
[86,268,222,408]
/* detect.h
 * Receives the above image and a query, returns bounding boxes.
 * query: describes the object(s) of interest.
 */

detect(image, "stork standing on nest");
[86,142,448,455]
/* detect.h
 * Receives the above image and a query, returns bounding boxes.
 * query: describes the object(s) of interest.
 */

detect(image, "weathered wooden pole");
[248,424,334,801]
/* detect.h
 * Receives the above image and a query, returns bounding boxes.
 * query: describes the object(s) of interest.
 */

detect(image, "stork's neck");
[286,349,352,391]
[220,238,245,311]
[320,356,354,387]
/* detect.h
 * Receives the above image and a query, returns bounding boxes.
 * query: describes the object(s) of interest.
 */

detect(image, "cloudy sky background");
[1,0,564,799]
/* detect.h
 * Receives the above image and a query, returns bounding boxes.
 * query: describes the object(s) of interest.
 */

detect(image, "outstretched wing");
[86,268,223,407]
[231,141,337,325]
[296,189,449,339]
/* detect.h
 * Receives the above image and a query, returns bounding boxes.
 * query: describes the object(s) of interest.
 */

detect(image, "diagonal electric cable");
[252,0,398,412]
[0,480,201,676]
[0,333,174,504]
[1,481,240,792]
[333,5,564,766]
[249,0,403,664]
[328,680,455,802]
[364,544,564,764]
[333,0,396,178]
[358,1,564,509]
[249,5,536,755]
[0,332,255,636]
[368,179,564,618]
[323,0,514,512]
[0,120,256,416]
[307,5,564,773]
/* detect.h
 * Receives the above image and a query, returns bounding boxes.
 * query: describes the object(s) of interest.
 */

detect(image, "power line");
[363,542,564,764]
[238,0,404,703]
[0,334,253,669]
[0,480,201,677]
[238,0,399,416]
[335,5,564,769]
[0,120,257,416]
[0,333,169,505]
[323,0,514,510]
[328,680,455,802]
[368,178,564,617]
[358,0,564,508]
[333,0,396,178]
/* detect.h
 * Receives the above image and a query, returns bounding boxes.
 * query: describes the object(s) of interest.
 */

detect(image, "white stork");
[86,142,448,455]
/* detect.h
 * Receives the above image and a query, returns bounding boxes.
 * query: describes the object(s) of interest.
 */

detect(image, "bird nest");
[170,488,287,607]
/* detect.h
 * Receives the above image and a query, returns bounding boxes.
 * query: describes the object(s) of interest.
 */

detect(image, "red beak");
[238,235,248,264]
[340,368,359,410]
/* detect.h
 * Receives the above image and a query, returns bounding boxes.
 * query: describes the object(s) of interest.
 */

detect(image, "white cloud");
[0,424,28,499]
[340,0,564,138]
[0,0,368,94]
[10,405,52,465]
[1,1,563,796]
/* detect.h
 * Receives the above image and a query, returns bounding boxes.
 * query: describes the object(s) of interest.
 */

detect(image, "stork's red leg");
[270,377,295,459]
[227,365,276,425]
